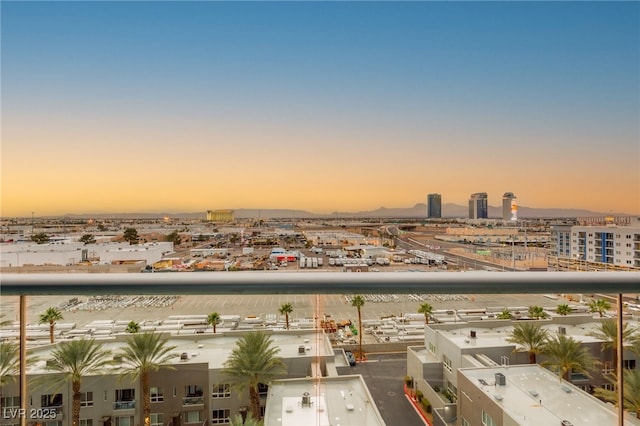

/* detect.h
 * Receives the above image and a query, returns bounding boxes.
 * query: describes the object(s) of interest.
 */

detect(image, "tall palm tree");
[528,305,548,319]
[118,333,177,426]
[351,295,365,360]
[42,339,112,426]
[418,302,434,325]
[588,299,611,318]
[222,332,286,420]
[587,319,637,374]
[229,413,263,426]
[278,303,293,330]
[542,333,596,382]
[125,321,140,333]
[207,312,221,334]
[39,307,64,343]
[594,369,640,419]
[1,341,19,386]
[556,304,572,316]
[506,322,549,364]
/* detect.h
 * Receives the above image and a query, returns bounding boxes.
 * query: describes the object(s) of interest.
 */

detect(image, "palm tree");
[528,305,548,319]
[418,303,433,325]
[222,332,286,420]
[594,369,640,419]
[351,295,365,360]
[506,322,549,364]
[229,413,263,426]
[207,312,221,334]
[556,304,572,316]
[125,321,140,333]
[542,333,596,382]
[588,298,611,318]
[496,308,513,320]
[278,303,293,330]
[587,318,637,374]
[42,339,112,426]
[39,307,64,343]
[1,341,19,386]
[118,333,178,426]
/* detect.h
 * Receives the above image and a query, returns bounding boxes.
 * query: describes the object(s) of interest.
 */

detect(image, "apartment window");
[1,396,20,409]
[211,409,230,425]
[150,413,163,426]
[602,383,615,391]
[461,418,470,426]
[79,419,93,426]
[115,389,135,402]
[150,387,164,403]
[115,416,134,426]
[258,383,269,396]
[184,411,202,424]
[428,342,437,354]
[212,384,230,398]
[41,394,63,407]
[80,392,93,407]
[482,410,497,426]
[602,361,613,375]
[185,385,203,397]
[624,359,636,370]
[443,355,452,373]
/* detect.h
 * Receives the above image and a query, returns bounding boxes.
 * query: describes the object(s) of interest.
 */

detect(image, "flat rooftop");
[263,375,385,426]
[460,364,639,425]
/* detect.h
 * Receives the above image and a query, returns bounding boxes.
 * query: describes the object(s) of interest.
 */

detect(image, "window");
[150,413,163,426]
[150,387,164,403]
[185,385,203,397]
[80,392,93,407]
[428,342,437,354]
[211,409,230,425]
[115,389,135,402]
[41,394,63,407]
[461,418,470,426]
[602,361,613,375]
[79,419,93,426]
[481,410,497,426]
[443,355,452,373]
[602,383,615,391]
[624,359,636,370]
[1,396,20,409]
[258,383,269,396]
[212,384,230,398]
[185,411,202,424]
[115,416,134,426]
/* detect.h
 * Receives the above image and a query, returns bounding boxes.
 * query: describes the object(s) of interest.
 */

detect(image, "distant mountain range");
[61,203,636,220]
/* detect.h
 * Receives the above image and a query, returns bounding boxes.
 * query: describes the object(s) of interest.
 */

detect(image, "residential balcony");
[113,401,136,411]
[182,396,204,406]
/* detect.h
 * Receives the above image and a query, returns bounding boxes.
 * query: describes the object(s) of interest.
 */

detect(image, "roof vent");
[470,330,477,338]
[298,345,306,354]
[301,392,312,407]
[494,394,504,401]
[180,352,189,361]
[561,386,572,393]
[558,326,566,335]
[495,373,506,386]
[561,421,573,426]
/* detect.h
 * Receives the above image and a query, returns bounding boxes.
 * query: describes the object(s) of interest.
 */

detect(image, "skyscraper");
[427,193,442,218]
[502,192,517,221]
[468,192,488,219]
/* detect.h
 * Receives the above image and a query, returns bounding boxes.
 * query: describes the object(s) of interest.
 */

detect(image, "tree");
[279,303,293,330]
[223,332,286,420]
[125,321,140,334]
[118,333,178,426]
[39,307,64,343]
[0,341,19,386]
[79,234,96,245]
[588,299,611,318]
[418,302,434,325]
[542,333,596,382]
[496,308,513,320]
[42,339,112,426]
[229,413,263,426]
[165,230,182,246]
[586,319,637,374]
[31,232,50,244]
[351,295,365,360]
[528,305,548,319]
[207,312,221,334]
[594,369,640,419]
[556,304,572,316]
[123,227,139,245]
[506,322,549,364]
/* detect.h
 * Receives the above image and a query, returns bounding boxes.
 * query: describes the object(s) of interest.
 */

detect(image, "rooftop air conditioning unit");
[298,345,306,354]
[470,330,477,338]
[495,372,506,386]
[558,326,567,335]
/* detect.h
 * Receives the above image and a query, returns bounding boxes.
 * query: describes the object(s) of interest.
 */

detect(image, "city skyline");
[2,1,639,217]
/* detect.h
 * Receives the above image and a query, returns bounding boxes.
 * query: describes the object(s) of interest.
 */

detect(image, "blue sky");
[2,1,639,216]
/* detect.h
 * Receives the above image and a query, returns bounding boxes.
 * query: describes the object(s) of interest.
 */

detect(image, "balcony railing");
[114,401,136,410]
[183,396,204,406]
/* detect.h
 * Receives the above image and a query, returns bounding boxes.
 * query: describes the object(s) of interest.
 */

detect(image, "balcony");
[182,396,204,406]
[113,401,136,411]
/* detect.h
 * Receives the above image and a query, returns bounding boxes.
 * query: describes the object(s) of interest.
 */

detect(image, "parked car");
[345,350,356,366]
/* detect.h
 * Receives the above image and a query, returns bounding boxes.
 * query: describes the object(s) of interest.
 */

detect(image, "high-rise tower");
[427,193,442,218]
[502,192,517,221]
[468,193,488,219]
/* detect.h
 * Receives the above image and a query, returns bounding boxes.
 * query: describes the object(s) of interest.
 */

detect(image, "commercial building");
[502,192,517,221]
[427,193,442,219]
[0,330,384,426]
[468,193,488,219]
[206,210,235,222]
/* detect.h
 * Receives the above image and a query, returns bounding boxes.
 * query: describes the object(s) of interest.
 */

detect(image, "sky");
[1,1,639,217]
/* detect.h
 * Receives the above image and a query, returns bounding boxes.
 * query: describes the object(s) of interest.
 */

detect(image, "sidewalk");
[403,383,432,426]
